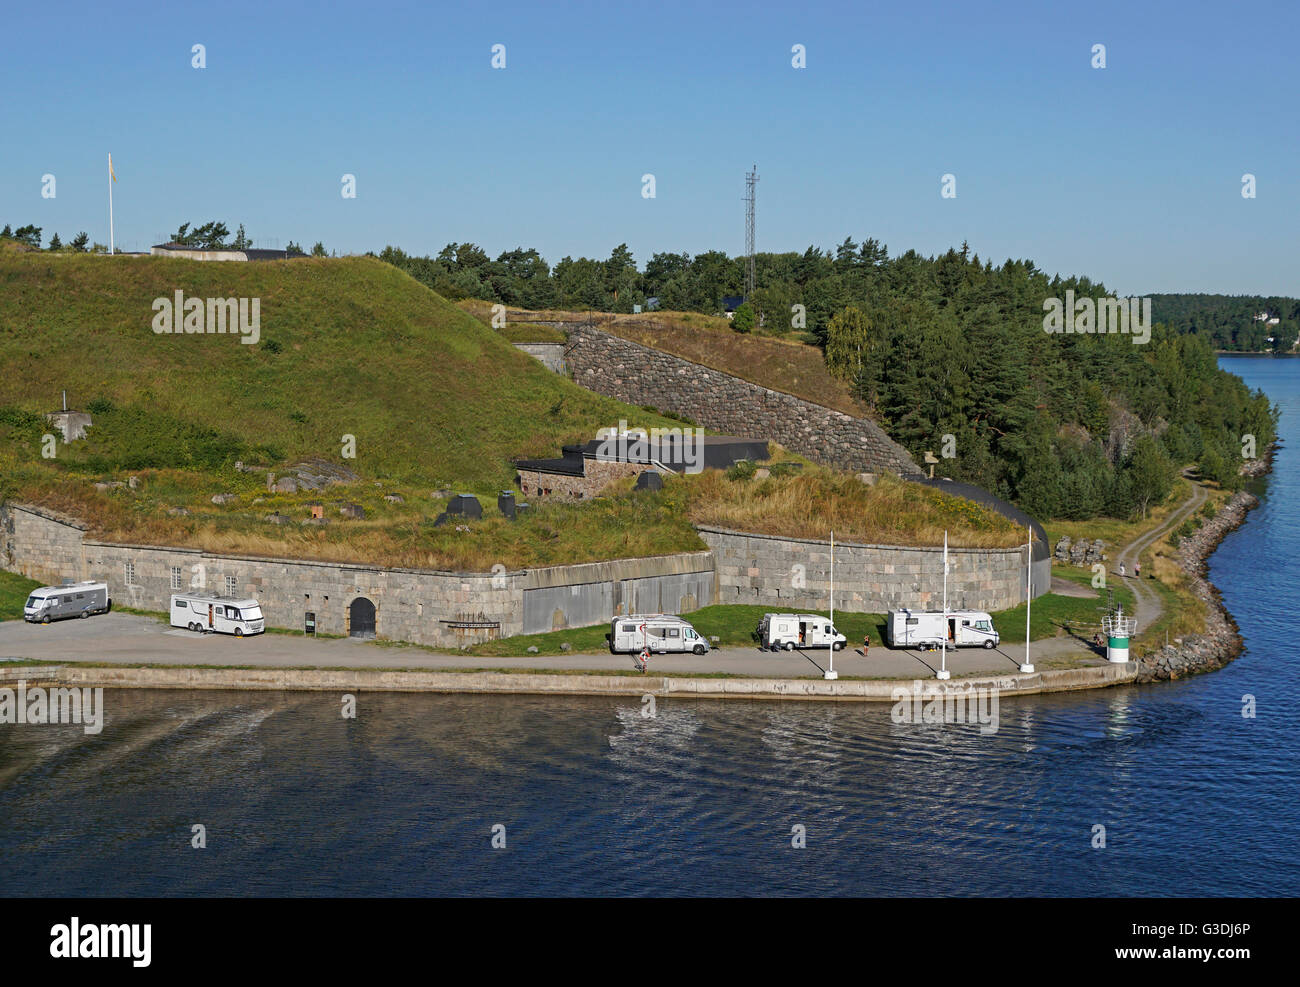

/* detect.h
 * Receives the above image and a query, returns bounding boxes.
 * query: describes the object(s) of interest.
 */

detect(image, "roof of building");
[515,434,770,476]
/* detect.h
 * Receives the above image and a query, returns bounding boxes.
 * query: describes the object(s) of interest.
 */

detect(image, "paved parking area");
[0,611,1103,679]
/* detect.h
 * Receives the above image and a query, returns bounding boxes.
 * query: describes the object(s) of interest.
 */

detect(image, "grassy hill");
[0,254,1022,569]
[0,254,676,487]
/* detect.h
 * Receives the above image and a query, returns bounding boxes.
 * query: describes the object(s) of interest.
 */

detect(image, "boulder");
[211,493,236,505]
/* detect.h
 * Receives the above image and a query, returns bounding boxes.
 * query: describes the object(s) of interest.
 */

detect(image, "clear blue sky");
[3,0,1296,295]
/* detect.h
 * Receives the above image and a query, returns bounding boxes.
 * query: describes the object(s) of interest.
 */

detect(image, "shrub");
[726,459,758,481]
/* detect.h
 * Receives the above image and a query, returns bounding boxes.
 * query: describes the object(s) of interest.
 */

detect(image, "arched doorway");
[349,597,376,638]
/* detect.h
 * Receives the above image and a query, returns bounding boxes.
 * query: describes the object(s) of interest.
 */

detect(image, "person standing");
[1135,561,1142,579]
[1119,561,1126,578]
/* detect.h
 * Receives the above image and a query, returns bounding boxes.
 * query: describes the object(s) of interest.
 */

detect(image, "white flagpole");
[1020,526,1035,673]
[825,530,838,680]
[938,530,951,679]
[108,153,115,255]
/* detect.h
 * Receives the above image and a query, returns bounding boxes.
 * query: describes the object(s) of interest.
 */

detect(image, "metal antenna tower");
[744,165,759,300]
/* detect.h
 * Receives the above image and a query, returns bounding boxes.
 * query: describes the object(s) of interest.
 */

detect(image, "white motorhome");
[757,613,847,651]
[171,594,265,637]
[885,609,999,650]
[608,614,710,655]
[23,581,111,623]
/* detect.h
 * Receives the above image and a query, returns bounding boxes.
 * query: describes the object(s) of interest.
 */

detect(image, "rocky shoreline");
[1134,452,1273,683]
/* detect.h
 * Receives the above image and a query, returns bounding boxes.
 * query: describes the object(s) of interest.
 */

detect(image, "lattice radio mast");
[744,165,759,300]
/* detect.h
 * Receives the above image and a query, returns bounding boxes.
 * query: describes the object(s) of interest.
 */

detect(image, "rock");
[93,481,125,492]
[339,503,365,519]
[754,468,770,479]
[167,507,190,517]
[274,477,299,494]
[526,646,539,654]
[384,493,404,503]
[211,493,236,505]
[560,642,572,652]
[857,473,878,486]
[432,489,452,499]
[128,475,140,489]
[304,516,329,526]
[265,512,289,525]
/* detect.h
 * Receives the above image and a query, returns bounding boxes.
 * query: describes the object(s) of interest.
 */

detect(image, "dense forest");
[1150,294,1300,353]
[379,238,1279,522]
[378,241,1279,520]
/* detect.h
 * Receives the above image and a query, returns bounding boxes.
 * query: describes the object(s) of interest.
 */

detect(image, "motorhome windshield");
[239,607,263,621]
[26,596,47,609]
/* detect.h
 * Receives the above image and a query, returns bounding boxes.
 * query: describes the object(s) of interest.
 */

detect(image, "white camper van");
[608,614,710,655]
[171,594,265,636]
[757,613,847,651]
[23,581,111,623]
[885,609,999,650]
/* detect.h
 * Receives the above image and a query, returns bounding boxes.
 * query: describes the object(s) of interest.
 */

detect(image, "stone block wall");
[2,504,717,647]
[563,324,924,478]
[697,526,1037,614]
[517,458,664,501]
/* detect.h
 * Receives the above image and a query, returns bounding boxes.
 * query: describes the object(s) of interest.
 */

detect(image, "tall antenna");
[744,165,759,300]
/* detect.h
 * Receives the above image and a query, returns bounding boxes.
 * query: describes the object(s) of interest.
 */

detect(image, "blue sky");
[3,0,1296,294]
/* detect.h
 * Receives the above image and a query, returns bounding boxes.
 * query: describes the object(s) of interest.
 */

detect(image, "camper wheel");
[693,644,706,655]
[80,610,90,618]
[783,641,795,651]
[833,641,844,650]
[234,627,244,638]
[983,639,995,649]
[40,614,50,624]
[188,622,198,632]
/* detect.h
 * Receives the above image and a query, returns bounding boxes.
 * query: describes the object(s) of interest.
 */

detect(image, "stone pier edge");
[7,661,1139,703]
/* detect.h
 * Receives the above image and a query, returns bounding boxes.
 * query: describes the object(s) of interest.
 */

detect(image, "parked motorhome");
[757,613,847,651]
[23,581,110,623]
[170,594,265,636]
[608,614,710,655]
[884,609,999,650]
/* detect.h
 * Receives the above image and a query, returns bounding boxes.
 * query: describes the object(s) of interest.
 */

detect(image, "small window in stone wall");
[124,561,136,586]
[170,567,182,590]
[225,575,237,595]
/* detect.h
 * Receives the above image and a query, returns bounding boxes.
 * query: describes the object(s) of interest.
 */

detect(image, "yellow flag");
[109,154,116,183]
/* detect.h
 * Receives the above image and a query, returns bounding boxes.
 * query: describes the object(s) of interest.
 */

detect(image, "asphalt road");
[0,612,1105,679]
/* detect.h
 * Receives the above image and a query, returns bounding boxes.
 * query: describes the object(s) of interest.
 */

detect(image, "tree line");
[380,237,1279,521]
[1150,294,1300,353]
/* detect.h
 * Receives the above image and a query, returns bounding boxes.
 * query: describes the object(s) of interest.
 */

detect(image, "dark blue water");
[1,356,1296,896]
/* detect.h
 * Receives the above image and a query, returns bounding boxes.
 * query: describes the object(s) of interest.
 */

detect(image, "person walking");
[1135,561,1142,579]
[1119,561,1126,578]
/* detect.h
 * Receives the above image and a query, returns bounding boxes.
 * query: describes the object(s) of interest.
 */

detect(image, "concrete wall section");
[696,526,1043,613]
[563,324,924,479]
[1,505,718,648]
[512,342,566,373]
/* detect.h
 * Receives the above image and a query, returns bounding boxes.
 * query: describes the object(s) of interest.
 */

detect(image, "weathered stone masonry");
[2,504,1038,646]
[1,504,715,647]
[562,324,925,479]
[697,526,1035,613]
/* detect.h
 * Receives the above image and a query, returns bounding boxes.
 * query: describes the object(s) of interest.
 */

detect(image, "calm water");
[1,356,1296,897]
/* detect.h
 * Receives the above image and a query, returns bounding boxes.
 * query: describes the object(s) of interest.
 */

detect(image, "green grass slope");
[0,254,673,489]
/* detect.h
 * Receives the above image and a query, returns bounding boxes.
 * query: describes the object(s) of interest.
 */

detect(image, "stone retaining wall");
[562,324,924,478]
[28,662,1140,702]
[697,526,1039,613]
[0,504,715,647]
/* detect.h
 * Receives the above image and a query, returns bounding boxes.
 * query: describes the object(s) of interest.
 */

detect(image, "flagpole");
[824,530,838,680]
[937,530,951,679]
[1020,526,1035,673]
[108,153,115,255]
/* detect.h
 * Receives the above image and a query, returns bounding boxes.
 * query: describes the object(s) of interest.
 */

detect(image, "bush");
[726,459,758,481]
[0,405,41,429]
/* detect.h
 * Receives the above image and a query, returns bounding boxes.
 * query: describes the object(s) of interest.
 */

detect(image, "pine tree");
[48,232,62,250]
